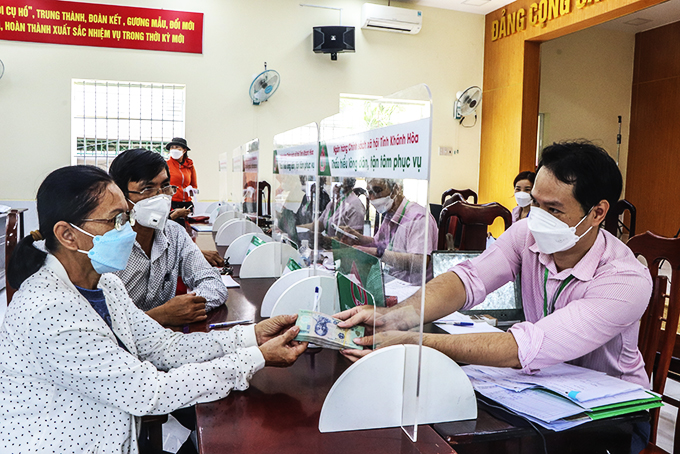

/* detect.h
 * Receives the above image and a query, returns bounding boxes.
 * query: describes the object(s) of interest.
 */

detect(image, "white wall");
[539,27,635,192]
[0,0,485,215]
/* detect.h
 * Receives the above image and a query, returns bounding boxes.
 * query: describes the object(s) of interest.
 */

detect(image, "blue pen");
[437,321,475,327]
[313,286,321,313]
[209,319,253,330]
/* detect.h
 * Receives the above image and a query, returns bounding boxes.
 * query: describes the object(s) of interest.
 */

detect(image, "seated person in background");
[337,141,652,452]
[109,148,228,327]
[339,178,438,285]
[298,177,366,239]
[1,165,307,453]
[296,176,331,226]
[512,170,535,223]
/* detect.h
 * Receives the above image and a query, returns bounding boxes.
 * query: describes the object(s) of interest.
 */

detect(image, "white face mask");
[169,149,184,160]
[515,191,532,207]
[370,195,394,215]
[527,206,593,254]
[129,194,171,230]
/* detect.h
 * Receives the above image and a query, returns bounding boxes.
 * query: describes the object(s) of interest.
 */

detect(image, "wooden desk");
[194,275,455,454]
[193,274,646,454]
[434,404,647,454]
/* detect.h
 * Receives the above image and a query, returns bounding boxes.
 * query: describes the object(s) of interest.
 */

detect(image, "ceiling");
[402,0,680,24]
[399,0,517,16]
[595,0,680,33]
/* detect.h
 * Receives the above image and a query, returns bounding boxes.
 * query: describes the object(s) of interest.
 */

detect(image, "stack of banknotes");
[294,310,364,350]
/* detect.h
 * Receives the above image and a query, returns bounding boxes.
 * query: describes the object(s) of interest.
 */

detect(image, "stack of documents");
[294,310,365,350]
[463,363,662,431]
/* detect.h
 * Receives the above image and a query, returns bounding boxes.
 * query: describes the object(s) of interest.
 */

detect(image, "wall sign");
[322,118,430,180]
[0,0,203,53]
[491,0,605,41]
[273,144,317,175]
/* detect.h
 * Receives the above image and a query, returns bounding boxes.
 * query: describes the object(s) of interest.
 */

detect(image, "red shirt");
[167,157,198,202]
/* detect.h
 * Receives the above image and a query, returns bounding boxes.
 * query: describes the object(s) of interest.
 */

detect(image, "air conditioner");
[361,3,422,34]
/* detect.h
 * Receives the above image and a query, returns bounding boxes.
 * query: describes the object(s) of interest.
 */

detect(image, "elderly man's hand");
[201,250,224,267]
[147,293,207,326]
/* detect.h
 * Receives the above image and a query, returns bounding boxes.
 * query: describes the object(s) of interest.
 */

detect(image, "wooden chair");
[627,231,680,453]
[438,200,512,251]
[441,188,478,205]
[352,187,371,226]
[258,181,271,225]
[605,199,636,240]
[437,193,465,250]
[5,210,19,304]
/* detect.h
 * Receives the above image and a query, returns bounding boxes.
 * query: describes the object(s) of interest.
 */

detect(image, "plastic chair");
[627,231,680,452]
[441,188,478,205]
[604,199,636,240]
[438,200,511,251]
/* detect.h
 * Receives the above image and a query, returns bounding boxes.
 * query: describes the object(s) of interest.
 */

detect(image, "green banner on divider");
[337,273,376,312]
[332,239,385,307]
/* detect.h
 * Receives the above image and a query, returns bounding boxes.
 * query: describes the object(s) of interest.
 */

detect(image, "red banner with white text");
[0,0,203,53]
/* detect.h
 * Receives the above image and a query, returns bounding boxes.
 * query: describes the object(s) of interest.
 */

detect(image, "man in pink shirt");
[338,142,652,451]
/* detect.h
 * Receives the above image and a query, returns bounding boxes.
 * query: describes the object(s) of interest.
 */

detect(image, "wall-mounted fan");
[454,86,482,127]
[249,62,280,105]
[0,59,5,80]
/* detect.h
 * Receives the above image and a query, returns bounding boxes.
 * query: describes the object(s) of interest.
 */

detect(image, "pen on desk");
[437,321,475,327]
[208,319,254,330]
[313,286,321,313]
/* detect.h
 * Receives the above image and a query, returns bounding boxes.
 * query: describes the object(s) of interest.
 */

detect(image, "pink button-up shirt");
[451,219,652,388]
[374,198,438,284]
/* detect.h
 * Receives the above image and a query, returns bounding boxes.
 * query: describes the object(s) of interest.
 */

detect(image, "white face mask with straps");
[527,206,593,254]
[169,149,184,160]
[515,191,532,207]
[129,194,171,231]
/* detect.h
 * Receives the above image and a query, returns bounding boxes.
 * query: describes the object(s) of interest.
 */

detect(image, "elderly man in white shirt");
[0,165,307,453]
[109,148,228,328]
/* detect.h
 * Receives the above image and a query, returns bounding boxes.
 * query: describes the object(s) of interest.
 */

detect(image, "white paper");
[384,279,420,303]
[221,274,241,288]
[162,414,191,454]
[464,363,643,404]
[434,312,502,335]
[191,224,213,232]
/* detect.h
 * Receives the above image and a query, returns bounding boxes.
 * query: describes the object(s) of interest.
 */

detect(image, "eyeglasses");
[82,211,135,231]
[367,186,387,196]
[128,185,177,198]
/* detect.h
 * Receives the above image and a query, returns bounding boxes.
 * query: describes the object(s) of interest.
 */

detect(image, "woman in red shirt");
[166,137,198,226]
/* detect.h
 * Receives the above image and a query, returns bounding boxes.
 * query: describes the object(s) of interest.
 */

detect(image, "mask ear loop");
[69,223,95,255]
[574,206,595,239]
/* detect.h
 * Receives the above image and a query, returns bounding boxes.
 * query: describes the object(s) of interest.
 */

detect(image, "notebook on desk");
[432,250,525,329]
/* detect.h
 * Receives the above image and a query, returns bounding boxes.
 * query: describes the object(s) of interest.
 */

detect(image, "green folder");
[586,392,663,420]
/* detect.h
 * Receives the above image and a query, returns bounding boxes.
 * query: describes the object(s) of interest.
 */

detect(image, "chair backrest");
[352,187,371,223]
[438,200,512,251]
[5,210,19,304]
[627,231,680,448]
[604,199,636,240]
[441,188,478,205]
[437,193,465,250]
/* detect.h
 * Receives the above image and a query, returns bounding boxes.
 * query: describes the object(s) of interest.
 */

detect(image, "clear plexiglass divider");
[319,84,433,441]
[272,122,322,273]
